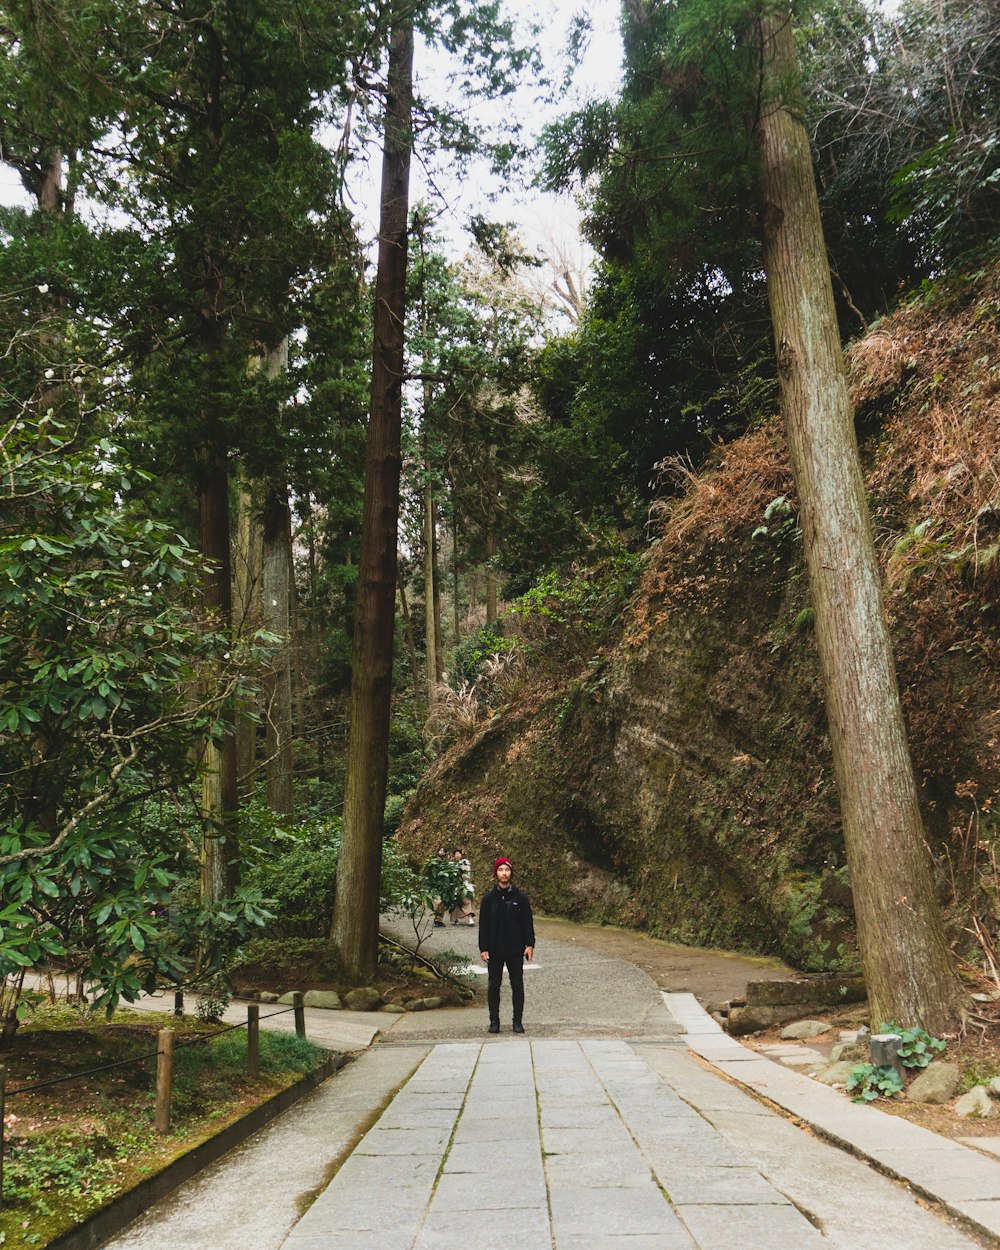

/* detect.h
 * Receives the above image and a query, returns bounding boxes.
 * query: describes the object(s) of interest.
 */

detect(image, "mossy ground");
[0,1003,326,1250]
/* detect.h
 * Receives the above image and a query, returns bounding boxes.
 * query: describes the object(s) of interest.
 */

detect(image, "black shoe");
[512,1022,525,1034]
[488,1021,500,1034]
[433,921,444,927]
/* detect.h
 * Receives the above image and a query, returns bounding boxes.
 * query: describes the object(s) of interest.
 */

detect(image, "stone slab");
[655,1166,791,1206]
[675,1201,826,1248]
[548,1185,687,1237]
[870,1147,1000,1201]
[663,993,1000,1246]
[414,1205,551,1250]
[431,1170,547,1211]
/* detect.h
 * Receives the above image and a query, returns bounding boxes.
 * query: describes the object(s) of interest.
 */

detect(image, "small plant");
[193,971,232,1023]
[847,1062,905,1102]
[751,495,800,547]
[879,1021,947,1069]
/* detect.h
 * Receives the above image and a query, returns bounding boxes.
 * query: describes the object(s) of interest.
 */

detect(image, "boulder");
[814,1061,857,1086]
[258,991,280,1003]
[727,1003,833,1035]
[989,1077,1000,1098]
[277,990,303,1004]
[406,996,443,1011]
[780,1019,832,1041]
[829,1041,868,1065]
[303,990,342,1010]
[907,1062,961,1105]
[726,1005,779,1035]
[955,1086,995,1118]
[381,1003,406,1014]
[344,986,382,1012]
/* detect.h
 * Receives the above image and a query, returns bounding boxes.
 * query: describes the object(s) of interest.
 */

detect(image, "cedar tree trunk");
[331,9,414,982]
[757,10,964,1033]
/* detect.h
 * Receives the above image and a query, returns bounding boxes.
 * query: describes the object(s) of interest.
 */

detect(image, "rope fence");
[0,993,307,1210]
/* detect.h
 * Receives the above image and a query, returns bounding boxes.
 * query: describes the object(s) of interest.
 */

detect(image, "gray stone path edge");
[663,992,1000,1247]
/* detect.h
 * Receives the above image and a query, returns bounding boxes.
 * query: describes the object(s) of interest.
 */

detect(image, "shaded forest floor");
[0,1006,326,1250]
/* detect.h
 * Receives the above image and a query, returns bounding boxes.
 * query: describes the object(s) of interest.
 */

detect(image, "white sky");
[353,0,623,266]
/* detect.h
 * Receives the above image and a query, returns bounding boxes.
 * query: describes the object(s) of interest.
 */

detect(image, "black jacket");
[479,883,535,956]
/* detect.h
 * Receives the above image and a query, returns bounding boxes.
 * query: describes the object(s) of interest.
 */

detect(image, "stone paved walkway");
[276,1036,975,1250]
[98,930,988,1250]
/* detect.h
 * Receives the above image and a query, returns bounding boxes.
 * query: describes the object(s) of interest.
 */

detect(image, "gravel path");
[382,914,690,1041]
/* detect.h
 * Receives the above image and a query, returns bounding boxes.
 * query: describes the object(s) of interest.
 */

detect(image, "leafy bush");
[453,623,519,685]
[510,541,643,659]
[879,1021,946,1069]
[847,1063,904,1102]
[241,814,341,939]
[0,417,273,1042]
[240,808,425,939]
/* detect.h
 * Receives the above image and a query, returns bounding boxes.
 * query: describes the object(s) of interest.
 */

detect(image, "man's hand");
[480,951,489,963]
[524,946,534,962]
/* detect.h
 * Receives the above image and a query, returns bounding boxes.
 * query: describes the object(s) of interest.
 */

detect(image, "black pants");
[487,951,524,1025]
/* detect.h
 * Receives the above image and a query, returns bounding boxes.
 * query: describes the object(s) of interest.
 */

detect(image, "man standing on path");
[479,856,534,1034]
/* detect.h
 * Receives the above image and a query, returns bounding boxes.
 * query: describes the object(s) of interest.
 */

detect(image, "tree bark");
[432,519,444,683]
[234,469,262,797]
[198,442,239,901]
[331,7,414,983]
[452,506,461,646]
[757,10,964,1033]
[485,531,497,627]
[262,486,294,816]
[423,439,438,707]
[397,562,422,704]
[255,338,295,817]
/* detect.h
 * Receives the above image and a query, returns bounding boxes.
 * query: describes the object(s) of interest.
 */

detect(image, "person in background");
[424,848,449,927]
[450,848,475,925]
[478,856,534,1034]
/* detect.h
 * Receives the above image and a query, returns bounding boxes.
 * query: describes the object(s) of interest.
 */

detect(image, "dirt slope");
[400,267,1000,972]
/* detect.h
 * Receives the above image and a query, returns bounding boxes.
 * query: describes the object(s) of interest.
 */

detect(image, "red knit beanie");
[493,856,513,874]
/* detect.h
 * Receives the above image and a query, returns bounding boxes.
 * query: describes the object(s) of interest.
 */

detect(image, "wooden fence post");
[174,990,184,1018]
[155,1028,175,1134]
[247,1004,260,1080]
[293,991,305,1038]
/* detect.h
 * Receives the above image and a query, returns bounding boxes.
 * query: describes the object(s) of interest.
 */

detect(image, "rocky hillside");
[399,269,1000,971]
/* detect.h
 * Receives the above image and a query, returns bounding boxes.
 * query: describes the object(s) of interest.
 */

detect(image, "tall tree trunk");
[757,11,964,1033]
[423,439,438,707]
[452,506,461,646]
[38,147,62,215]
[331,7,414,983]
[289,555,307,771]
[262,487,294,816]
[234,469,263,797]
[254,338,295,817]
[397,561,422,704]
[198,442,239,901]
[485,531,497,627]
[432,517,444,683]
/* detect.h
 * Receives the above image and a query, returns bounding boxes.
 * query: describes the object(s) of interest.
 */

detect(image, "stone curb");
[44,1052,346,1250]
[663,992,1000,1247]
